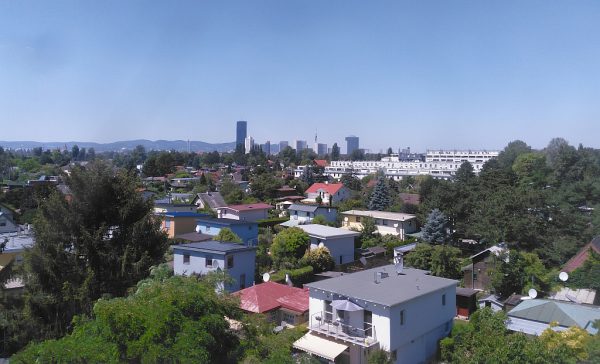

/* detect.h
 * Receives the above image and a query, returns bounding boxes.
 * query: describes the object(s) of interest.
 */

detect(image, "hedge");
[270,266,314,286]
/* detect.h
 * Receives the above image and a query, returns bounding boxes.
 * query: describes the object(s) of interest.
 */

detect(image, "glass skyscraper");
[236,121,247,151]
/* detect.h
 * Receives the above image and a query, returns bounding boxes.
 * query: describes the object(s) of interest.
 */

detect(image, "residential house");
[284,204,338,225]
[216,203,272,222]
[192,192,227,210]
[0,211,19,234]
[172,241,256,292]
[153,201,197,215]
[294,266,457,364]
[462,244,507,291]
[563,236,600,273]
[341,210,418,240]
[1,228,35,295]
[234,281,309,325]
[195,216,259,246]
[304,183,350,205]
[507,299,600,335]
[296,224,360,266]
[161,212,207,238]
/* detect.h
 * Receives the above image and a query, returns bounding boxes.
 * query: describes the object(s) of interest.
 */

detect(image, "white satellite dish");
[285,274,293,286]
[528,288,538,299]
[318,242,325,248]
[262,272,271,282]
[195,225,201,233]
[559,271,569,282]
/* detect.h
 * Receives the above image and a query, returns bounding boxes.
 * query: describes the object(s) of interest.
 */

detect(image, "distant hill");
[0,140,236,153]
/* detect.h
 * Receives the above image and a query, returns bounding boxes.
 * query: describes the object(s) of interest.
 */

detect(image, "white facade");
[244,136,254,154]
[325,150,499,180]
[296,267,457,364]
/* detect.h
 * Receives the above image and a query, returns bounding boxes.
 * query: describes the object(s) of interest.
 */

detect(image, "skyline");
[1,1,600,151]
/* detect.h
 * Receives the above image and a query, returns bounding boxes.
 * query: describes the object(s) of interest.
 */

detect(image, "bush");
[270,266,314,286]
[301,247,335,273]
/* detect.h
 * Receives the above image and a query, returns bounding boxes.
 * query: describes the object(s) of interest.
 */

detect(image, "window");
[227,255,234,269]
[442,294,446,306]
[382,219,387,226]
[240,273,246,289]
[356,216,361,223]
[183,254,190,265]
[205,256,213,267]
[324,300,333,321]
[400,309,405,325]
[282,312,296,324]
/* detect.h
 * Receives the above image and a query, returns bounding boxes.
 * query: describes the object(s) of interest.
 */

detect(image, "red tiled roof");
[314,160,328,167]
[305,183,344,195]
[234,282,309,314]
[563,237,600,273]
[224,203,273,211]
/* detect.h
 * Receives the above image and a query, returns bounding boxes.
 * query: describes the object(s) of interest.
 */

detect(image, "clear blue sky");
[1,0,599,152]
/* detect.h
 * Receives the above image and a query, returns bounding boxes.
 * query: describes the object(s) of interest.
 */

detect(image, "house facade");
[216,203,272,222]
[305,183,350,205]
[294,266,457,364]
[195,216,259,246]
[172,241,256,292]
[341,210,417,240]
[161,212,207,239]
[287,204,338,224]
[462,245,506,291]
[296,224,360,266]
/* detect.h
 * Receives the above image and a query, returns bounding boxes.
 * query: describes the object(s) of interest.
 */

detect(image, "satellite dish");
[195,225,201,233]
[528,288,538,299]
[262,272,271,282]
[559,271,569,282]
[318,242,325,248]
[359,257,367,266]
[285,274,293,286]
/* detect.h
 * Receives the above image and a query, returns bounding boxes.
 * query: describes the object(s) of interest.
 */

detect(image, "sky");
[1,0,600,153]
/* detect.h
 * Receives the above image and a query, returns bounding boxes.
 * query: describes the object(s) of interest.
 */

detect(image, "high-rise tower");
[236,121,247,151]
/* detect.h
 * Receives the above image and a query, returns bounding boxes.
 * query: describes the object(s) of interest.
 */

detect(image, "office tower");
[279,141,289,151]
[316,143,328,156]
[294,140,307,152]
[261,141,271,155]
[236,121,247,151]
[270,144,280,154]
[244,136,254,154]
[345,136,359,155]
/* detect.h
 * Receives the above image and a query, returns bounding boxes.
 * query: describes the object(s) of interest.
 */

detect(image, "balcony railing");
[309,311,378,347]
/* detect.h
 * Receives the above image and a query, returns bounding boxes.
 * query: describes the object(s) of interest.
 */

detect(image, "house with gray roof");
[172,241,257,292]
[294,266,457,364]
[285,204,337,225]
[192,192,226,210]
[507,299,600,335]
[296,224,359,265]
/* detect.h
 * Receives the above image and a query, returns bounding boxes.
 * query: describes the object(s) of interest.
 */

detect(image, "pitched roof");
[234,282,309,313]
[288,204,319,213]
[305,183,345,195]
[194,192,226,209]
[171,241,256,254]
[508,299,600,334]
[296,224,360,239]
[222,203,273,212]
[563,236,600,273]
[314,160,328,168]
[305,265,457,307]
[341,210,416,222]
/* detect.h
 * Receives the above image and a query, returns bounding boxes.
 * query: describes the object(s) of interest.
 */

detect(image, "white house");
[341,210,418,240]
[296,224,360,266]
[304,183,351,205]
[216,203,272,222]
[294,266,457,364]
[285,204,338,224]
[172,241,257,292]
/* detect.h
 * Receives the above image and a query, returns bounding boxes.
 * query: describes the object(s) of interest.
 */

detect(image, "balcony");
[309,311,378,348]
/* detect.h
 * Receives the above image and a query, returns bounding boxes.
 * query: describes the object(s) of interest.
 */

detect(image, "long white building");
[325,150,499,180]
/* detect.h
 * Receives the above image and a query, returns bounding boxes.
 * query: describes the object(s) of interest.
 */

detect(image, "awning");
[332,299,363,311]
[293,333,348,361]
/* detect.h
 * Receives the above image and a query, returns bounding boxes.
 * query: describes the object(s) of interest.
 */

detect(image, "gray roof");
[296,224,360,239]
[195,192,226,209]
[0,232,35,252]
[175,232,214,242]
[289,204,319,213]
[341,210,416,221]
[171,240,257,255]
[508,299,600,334]
[306,265,457,307]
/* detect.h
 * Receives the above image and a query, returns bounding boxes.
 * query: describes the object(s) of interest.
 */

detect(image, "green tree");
[22,161,168,341]
[404,243,434,270]
[421,209,449,244]
[430,245,462,279]
[490,250,526,298]
[368,177,390,211]
[270,227,310,268]
[367,348,393,364]
[359,216,380,248]
[214,228,243,243]
[310,215,329,226]
[497,140,532,169]
[301,247,335,273]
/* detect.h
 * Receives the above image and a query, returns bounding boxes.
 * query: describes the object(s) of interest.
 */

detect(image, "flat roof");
[296,224,359,239]
[306,265,457,307]
[341,210,416,221]
[164,212,208,218]
[171,241,257,254]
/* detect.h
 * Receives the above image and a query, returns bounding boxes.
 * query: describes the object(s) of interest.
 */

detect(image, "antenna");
[528,288,538,299]
[559,271,569,282]
[262,272,271,282]
[394,253,404,274]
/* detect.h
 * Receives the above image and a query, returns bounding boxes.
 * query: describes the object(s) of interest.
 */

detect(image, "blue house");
[195,216,259,246]
[172,241,257,292]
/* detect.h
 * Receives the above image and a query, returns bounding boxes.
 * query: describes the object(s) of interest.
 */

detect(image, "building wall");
[217,208,269,222]
[173,248,256,292]
[163,217,197,238]
[196,222,258,245]
[309,235,355,265]
[343,215,417,240]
